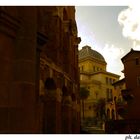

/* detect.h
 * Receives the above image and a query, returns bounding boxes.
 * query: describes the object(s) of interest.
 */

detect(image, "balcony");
[121,89,134,101]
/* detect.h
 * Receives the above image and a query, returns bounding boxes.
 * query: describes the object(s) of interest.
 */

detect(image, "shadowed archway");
[42,77,57,133]
[45,77,56,90]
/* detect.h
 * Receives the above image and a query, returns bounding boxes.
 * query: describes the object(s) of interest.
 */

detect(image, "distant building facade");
[112,78,127,120]
[106,49,140,133]
[0,6,81,133]
[79,46,120,125]
[121,49,140,119]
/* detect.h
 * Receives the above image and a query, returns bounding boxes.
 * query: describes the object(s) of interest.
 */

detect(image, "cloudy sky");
[75,5,140,79]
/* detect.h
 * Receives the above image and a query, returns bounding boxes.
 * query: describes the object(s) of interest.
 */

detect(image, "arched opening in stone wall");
[45,77,56,90]
[62,85,72,105]
[42,77,57,133]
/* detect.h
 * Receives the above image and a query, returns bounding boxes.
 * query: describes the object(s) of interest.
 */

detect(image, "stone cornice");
[69,20,77,36]
[0,9,20,38]
[63,20,70,32]
[37,32,48,48]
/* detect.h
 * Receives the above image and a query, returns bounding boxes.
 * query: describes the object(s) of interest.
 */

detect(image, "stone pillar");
[0,32,15,133]
[61,95,72,133]
[0,7,22,133]
[76,103,81,133]
[10,7,37,133]
[36,31,48,133]
[72,101,77,133]
[43,88,61,133]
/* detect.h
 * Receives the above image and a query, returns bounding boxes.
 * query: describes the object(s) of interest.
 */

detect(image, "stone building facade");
[105,49,140,133]
[121,49,140,120]
[79,46,120,126]
[0,6,81,133]
[112,78,127,120]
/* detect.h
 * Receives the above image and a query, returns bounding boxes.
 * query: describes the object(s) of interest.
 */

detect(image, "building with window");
[79,45,120,126]
[121,49,140,120]
[0,6,81,133]
[112,78,127,120]
[106,49,140,133]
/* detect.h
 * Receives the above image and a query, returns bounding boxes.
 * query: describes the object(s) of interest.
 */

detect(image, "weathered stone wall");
[0,6,80,133]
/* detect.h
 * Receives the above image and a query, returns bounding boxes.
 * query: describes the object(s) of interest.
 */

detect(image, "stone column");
[36,31,48,133]
[0,7,20,133]
[43,87,62,133]
[61,94,72,133]
[76,103,81,133]
[10,7,37,133]
[0,32,15,133]
[72,100,77,133]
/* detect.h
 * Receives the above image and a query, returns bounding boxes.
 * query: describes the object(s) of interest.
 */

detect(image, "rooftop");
[79,45,106,63]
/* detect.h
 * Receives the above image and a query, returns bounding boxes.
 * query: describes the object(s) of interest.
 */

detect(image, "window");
[113,79,115,84]
[106,88,113,102]
[109,78,112,84]
[95,91,98,99]
[106,77,108,84]
[93,66,96,72]
[110,89,113,101]
[110,89,112,93]
[79,67,80,71]
[81,66,84,71]
[89,106,92,110]
[114,96,116,102]
[106,88,109,93]
[106,88,109,99]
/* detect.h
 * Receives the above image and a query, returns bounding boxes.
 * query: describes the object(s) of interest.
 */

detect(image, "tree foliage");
[94,98,106,120]
[80,87,90,100]
[80,87,90,120]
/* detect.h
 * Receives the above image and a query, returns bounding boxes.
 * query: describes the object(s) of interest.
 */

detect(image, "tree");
[94,98,106,121]
[80,87,90,121]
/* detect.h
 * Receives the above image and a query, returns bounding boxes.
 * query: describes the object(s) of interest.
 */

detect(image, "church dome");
[79,45,106,63]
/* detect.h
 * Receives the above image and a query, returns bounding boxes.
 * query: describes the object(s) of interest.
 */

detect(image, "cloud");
[99,43,125,78]
[117,2,140,78]
[118,3,140,42]
[102,44,125,60]
[133,41,140,50]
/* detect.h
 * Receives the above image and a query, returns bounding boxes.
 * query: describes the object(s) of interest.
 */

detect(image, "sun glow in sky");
[118,2,140,50]
[76,4,140,79]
